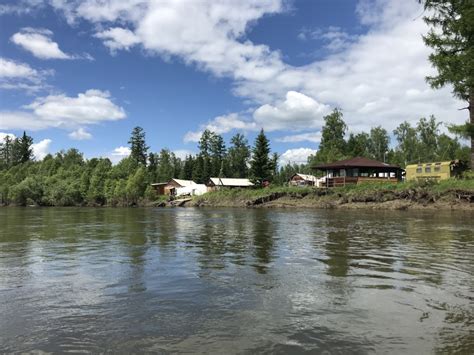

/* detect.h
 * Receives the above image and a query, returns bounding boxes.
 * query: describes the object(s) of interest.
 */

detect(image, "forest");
[0,110,470,207]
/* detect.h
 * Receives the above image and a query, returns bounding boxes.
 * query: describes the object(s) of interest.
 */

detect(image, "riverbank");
[186,180,474,210]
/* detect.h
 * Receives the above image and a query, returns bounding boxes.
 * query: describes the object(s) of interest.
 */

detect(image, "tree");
[250,129,272,182]
[312,109,347,164]
[181,155,195,180]
[417,116,441,161]
[393,121,420,165]
[227,133,250,178]
[421,0,474,169]
[210,133,226,177]
[346,132,370,158]
[368,126,390,162]
[128,126,149,165]
[17,131,34,163]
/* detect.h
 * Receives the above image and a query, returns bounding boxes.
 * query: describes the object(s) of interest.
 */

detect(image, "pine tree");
[250,129,272,182]
[311,109,347,164]
[210,133,226,177]
[421,0,474,168]
[18,131,34,163]
[128,126,149,165]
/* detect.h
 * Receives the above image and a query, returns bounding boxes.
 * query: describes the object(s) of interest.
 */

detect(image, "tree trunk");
[471,90,474,171]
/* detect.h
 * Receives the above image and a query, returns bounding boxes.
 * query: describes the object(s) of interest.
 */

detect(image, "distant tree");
[192,154,205,183]
[310,109,347,164]
[0,135,13,168]
[420,0,474,169]
[368,126,390,161]
[10,131,33,165]
[393,121,420,165]
[210,133,226,177]
[227,133,250,178]
[128,126,149,165]
[417,116,441,161]
[182,155,195,180]
[346,132,370,158]
[148,152,158,182]
[126,167,147,205]
[250,129,272,182]
[156,149,174,182]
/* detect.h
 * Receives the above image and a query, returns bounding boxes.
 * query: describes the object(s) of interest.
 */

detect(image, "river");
[0,207,473,353]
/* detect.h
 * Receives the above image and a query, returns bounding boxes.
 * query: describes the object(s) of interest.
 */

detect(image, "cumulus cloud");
[184,112,257,142]
[95,27,140,52]
[32,138,52,160]
[276,132,322,143]
[0,57,50,91]
[0,132,16,142]
[173,149,196,159]
[40,0,467,137]
[0,89,126,130]
[280,148,317,165]
[68,128,92,140]
[109,146,131,163]
[11,28,91,60]
[253,91,330,131]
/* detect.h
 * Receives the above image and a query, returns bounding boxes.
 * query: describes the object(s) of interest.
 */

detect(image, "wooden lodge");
[405,160,467,181]
[312,157,404,188]
[207,178,254,191]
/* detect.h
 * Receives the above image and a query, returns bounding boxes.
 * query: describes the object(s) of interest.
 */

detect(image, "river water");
[0,207,473,353]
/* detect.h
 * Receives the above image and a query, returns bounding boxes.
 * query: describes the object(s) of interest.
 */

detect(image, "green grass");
[194,178,474,206]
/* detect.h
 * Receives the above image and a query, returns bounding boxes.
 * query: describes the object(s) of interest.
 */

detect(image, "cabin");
[151,178,207,196]
[289,173,318,187]
[207,177,254,191]
[312,157,404,188]
[405,160,467,181]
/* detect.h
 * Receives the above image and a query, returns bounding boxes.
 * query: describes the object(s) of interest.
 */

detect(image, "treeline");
[0,109,469,206]
[0,127,285,206]
[309,109,470,167]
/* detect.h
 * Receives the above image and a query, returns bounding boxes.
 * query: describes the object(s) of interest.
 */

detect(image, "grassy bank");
[189,179,474,210]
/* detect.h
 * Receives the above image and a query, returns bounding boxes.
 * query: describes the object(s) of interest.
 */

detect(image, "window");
[416,165,422,173]
[434,163,441,172]
[425,164,431,173]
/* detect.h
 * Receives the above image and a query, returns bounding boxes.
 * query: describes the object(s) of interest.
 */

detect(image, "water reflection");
[0,207,473,353]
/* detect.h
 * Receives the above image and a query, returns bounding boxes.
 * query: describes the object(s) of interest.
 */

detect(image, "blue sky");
[0,0,466,164]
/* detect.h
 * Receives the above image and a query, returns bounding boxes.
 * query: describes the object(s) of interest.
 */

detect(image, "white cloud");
[280,148,317,165]
[0,132,16,142]
[276,132,321,143]
[32,138,52,160]
[11,28,91,60]
[109,146,131,163]
[0,57,50,91]
[95,27,140,52]
[68,128,92,140]
[173,149,195,159]
[184,112,257,142]
[254,91,330,131]
[43,0,467,137]
[0,89,126,130]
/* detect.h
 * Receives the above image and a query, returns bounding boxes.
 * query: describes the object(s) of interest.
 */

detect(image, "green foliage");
[228,133,251,178]
[128,126,149,165]
[250,129,272,182]
[421,0,474,169]
[312,109,347,164]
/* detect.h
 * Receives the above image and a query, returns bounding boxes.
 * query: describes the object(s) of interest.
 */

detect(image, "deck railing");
[325,176,398,188]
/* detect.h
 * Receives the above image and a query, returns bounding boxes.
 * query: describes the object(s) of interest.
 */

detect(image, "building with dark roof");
[312,157,404,187]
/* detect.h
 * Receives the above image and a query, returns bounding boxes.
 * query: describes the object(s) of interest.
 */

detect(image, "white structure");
[207,178,254,190]
[175,184,207,197]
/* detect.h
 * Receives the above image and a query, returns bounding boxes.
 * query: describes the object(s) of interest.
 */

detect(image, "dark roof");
[312,157,402,170]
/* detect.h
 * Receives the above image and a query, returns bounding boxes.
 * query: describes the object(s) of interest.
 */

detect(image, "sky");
[0,0,467,165]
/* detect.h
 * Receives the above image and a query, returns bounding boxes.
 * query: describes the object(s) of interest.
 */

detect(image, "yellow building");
[405,161,466,181]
